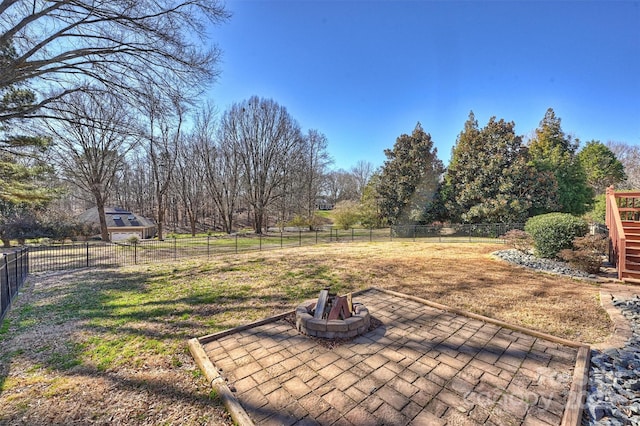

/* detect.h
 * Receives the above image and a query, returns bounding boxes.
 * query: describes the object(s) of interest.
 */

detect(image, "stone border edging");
[591,289,634,351]
[190,287,591,426]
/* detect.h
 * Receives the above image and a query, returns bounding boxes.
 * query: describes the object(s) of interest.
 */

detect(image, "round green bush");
[524,213,588,259]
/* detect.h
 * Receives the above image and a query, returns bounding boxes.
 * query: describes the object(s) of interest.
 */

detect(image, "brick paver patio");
[199,288,584,425]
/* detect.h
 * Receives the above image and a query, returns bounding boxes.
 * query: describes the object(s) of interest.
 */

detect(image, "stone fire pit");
[295,289,370,339]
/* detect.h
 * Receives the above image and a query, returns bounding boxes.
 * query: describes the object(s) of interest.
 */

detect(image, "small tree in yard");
[333,201,361,230]
[525,213,588,258]
[559,234,607,274]
[501,229,533,253]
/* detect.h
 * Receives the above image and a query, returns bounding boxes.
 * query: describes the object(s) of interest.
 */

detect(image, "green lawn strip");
[3,257,349,376]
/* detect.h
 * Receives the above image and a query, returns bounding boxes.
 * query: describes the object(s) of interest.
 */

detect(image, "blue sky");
[207,0,640,171]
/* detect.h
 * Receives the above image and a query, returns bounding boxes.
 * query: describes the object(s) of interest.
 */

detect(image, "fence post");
[173,237,177,261]
[299,230,302,246]
[4,255,10,305]
[280,231,283,248]
[207,235,210,258]
[13,252,18,292]
[413,225,416,242]
[134,241,138,265]
[86,242,90,268]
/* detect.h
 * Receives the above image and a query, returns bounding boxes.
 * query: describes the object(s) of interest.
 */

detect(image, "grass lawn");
[0,242,612,425]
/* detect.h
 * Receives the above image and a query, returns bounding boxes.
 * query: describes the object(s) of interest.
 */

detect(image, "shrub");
[287,214,309,229]
[333,201,361,230]
[525,213,588,258]
[501,229,533,253]
[559,234,607,273]
[583,194,606,225]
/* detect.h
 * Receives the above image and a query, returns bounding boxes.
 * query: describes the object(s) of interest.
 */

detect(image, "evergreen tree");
[1,39,53,204]
[443,112,557,223]
[577,140,626,195]
[359,172,385,228]
[528,108,593,214]
[376,123,444,225]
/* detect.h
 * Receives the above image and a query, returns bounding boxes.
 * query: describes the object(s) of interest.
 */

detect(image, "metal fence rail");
[1,248,29,322]
[391,223,524,241]
[26,224,523,274]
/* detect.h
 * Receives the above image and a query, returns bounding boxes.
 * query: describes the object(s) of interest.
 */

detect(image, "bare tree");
[0,0,229,123]
[351,160,374,199]
[300,129,332,226]
[173,136,207,236]
[113,150,154,218]
[45,92,136,241]
[195,106,241,234]
[139,89,183,240]
[220,96,304,234]
[608,141,640,189]
[324,169,359,206]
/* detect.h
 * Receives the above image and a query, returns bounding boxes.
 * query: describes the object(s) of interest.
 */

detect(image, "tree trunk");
[189,214,196,237]
[157,205,165,240]
[96,200,110,242]
[254,208,264,234]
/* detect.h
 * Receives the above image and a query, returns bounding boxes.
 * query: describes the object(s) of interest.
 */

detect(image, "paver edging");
[370,287,590,426]
[591,289,633,351]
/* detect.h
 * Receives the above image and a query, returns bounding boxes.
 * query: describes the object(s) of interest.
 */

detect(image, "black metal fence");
[1,248,29,322]
[391,223,524,240]
[26,224,523,274]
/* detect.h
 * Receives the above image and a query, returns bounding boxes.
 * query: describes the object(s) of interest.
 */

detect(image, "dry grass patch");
[0,242,612,425]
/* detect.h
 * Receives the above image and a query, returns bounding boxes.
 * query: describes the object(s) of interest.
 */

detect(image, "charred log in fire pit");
[295,288,371,339]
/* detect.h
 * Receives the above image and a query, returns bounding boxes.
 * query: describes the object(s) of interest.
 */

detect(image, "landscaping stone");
[584,295,640,426]
[493,249,591,278]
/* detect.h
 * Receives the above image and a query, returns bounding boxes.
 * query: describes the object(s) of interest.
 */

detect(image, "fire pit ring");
[295,298,371,339]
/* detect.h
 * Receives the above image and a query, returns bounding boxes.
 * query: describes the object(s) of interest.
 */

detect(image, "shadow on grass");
[0,264,336,423]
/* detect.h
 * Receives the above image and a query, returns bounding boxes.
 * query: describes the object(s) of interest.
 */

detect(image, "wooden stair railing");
[605,186,640,282]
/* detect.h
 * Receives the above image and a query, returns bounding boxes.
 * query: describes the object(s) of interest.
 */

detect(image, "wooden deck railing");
[605,186,640,280]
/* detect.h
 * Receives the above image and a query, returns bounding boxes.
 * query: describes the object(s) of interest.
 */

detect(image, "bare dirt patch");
[0,242,613,424]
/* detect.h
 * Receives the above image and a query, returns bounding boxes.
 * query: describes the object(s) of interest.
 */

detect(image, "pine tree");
[376,123,444,225]
[528,108,593,214]
[1,39,53,204]
[577,140,626,195]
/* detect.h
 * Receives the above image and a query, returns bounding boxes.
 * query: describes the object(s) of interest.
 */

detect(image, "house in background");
[78,207,156,241]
